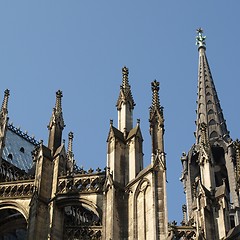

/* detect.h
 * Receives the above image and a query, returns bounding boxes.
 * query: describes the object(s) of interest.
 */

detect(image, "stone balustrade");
[0,180,35,198]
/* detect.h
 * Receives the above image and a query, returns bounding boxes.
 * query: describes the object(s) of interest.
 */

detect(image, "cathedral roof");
[2,124,38,172]
[195,28,229,145]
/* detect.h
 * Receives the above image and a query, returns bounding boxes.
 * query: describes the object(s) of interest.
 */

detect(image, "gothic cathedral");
[0,30,239,239]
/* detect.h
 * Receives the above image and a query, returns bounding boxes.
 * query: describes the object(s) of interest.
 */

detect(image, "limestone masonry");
[0,29,239,239]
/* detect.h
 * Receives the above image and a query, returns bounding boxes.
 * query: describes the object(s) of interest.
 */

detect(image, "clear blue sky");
[0,1,239,223]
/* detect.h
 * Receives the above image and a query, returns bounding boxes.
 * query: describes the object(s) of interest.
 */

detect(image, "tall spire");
[149,80,164,155]
[116,66,135,133]
[149,80,163,120]
[0,89,10,118]
[195,29,229,144]
[48,90,65,153]
[67,132,74,173]
[116,66,135,110]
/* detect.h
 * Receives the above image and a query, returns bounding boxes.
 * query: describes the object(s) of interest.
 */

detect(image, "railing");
[64,226,102,240]
[57,174,105,194]
[0,180,35,198]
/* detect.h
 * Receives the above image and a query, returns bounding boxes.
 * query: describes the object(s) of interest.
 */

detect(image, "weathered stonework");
[0,31,240,240]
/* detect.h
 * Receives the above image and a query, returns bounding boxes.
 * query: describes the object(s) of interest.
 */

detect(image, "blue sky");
[0,1,240,223]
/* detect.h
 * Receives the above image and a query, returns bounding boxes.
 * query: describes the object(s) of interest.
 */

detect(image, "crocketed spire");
[67,131,74,173]
[48,90,65,131]
[0,89,10,117]
[195,29,229,144]
[116,66,135,110]
[149,80,163,121]
[48,90,65,153]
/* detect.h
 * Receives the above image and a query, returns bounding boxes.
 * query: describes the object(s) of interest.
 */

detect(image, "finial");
[110,119,113,126]
[67,132,74,154]
[196,28,206,48]
[67,131,74,173]
[151,80,161,110]
[48,89,65,130]
[1,89,10,114]
[137,119,140,125]
[55,90,63,112]
[181,204,187,226]
[122,66,130,90]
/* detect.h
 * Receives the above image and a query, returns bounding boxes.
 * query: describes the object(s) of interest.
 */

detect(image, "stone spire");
[149,80,164,155]
[67,132,74,173]
[48,90,65,154]
[116,66,135,133]
[149,80,163,121]
[0,89,10,119]
[195,29,229,144]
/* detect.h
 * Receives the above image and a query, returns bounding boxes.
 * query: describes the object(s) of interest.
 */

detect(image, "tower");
[103,68,169,239]
[180,29,240,239]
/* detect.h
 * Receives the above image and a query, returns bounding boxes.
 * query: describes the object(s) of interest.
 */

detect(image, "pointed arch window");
[208,109,214,115]
[207,100,212,105]
[7,154,13,160]
[210,131,218,139]
[209,119,216,126]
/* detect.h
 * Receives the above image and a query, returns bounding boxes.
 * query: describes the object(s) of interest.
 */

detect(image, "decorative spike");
[181,204,187,226]
[67,132,74,155]
[116,66,135,132]
[67,132,74,173]
[1,89,10,115]
[55,90,63,113]
[48,90,65,153]
[151,80,160,109]
[122,66,130,90]
[48,90,65,130]
[149,80,163,119]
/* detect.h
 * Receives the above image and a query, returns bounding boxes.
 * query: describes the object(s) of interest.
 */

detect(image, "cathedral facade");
[0,30,239,240]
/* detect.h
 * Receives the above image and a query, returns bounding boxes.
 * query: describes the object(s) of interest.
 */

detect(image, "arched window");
[208,109,214,115]
[7,154,13,160]
[209,119,216,125]
[210,131,218,139]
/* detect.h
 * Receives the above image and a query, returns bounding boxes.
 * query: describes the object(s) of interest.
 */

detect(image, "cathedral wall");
[128,139,136,182]
[108,138,126,185]
[127,171,157,240]
[128,136,143,182]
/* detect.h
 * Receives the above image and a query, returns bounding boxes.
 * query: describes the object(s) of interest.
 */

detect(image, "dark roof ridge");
[7,122,39,146]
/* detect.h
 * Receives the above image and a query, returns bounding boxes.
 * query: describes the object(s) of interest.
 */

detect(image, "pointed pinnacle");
[1,89,10,112]
[151,80,160,110]
[55,90,63,112]
[122,66,130,90]
[48,90,65,130]
[67,132,74,155]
